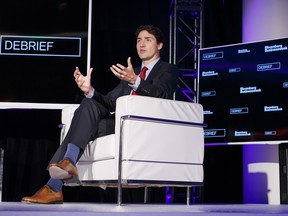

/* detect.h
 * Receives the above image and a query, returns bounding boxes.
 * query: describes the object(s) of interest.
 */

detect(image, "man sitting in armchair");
[22,24,179,204]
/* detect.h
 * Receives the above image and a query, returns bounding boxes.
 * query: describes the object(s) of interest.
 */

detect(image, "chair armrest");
[114,95,205,163]
[115,95,204,124]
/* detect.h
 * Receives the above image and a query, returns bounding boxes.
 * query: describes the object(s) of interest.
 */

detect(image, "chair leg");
[186,186,191,205]
[144,187,149,203]
[117,183,122,206]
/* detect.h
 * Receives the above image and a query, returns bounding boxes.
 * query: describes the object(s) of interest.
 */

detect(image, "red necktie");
[132,66,148,95]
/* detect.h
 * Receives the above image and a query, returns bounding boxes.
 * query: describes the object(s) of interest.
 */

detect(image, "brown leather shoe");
[21,185,63,204]
[48,158,78,181]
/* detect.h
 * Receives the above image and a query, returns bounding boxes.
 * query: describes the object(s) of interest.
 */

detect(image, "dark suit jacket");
[91,59,179,112]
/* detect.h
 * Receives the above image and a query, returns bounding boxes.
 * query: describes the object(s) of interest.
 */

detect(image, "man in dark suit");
[22,24,179,204]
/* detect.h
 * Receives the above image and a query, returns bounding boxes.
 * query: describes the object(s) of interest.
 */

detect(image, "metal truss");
[169,0,203,102]
[167,0,204,203]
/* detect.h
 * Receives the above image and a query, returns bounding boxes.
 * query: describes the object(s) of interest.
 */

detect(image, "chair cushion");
[78,134,115,162]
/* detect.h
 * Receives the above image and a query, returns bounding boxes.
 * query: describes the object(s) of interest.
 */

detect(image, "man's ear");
[157,42,163,51]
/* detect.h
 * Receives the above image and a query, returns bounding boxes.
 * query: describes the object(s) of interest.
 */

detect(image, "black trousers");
[48,98,115,165]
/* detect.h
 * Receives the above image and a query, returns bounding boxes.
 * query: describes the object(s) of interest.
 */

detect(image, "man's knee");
[78,98,109,117]
[79,98,98,111]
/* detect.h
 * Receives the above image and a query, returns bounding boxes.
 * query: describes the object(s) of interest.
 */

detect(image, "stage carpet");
[1,202,288,216]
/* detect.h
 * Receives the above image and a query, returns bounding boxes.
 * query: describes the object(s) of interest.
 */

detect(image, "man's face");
[136,30,163,64]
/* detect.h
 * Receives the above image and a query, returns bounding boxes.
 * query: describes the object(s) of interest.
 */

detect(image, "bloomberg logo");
[0,35,81,57]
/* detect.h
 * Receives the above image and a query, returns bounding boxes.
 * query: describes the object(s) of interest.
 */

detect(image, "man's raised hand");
[74,66,93,95]
[110,57,137,84]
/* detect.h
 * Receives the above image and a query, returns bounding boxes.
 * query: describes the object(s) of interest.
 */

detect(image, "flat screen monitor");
[0,0,89,104]
[197,37,288,145]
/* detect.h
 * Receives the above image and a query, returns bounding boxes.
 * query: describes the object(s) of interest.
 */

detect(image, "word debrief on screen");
[0,35,81,57]
[4,40,54,52]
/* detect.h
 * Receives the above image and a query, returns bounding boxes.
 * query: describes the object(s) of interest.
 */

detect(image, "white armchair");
[60,95,205,205]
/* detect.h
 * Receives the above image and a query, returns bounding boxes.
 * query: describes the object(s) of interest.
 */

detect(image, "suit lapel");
[146,60,163,81]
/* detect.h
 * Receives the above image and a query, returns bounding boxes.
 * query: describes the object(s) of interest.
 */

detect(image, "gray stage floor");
[1,202,288,216]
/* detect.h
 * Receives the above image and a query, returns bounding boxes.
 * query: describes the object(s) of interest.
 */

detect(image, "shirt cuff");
[128,76,141,91]
[84,87,94,98]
